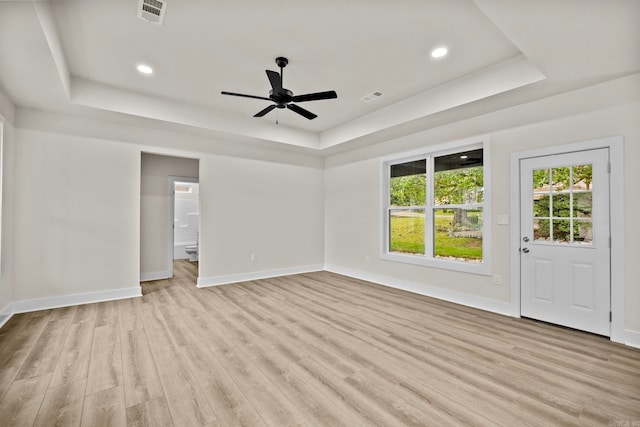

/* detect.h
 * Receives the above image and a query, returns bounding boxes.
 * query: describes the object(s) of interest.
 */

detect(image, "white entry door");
[520,148,610,336]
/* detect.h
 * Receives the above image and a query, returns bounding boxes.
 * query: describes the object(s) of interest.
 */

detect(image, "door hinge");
[609,236,612,248]
[607,162,611,174]
[610,311,612,322]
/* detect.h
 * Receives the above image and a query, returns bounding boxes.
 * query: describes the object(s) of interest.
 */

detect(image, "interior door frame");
[168,176,199,279]
[509,136,625,343]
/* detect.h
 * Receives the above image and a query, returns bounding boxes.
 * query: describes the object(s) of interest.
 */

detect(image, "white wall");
[13,129,141,301]
[325,97,640,333]
[140,153,198,278]
[198,154,325,283]
[0,91,16,319]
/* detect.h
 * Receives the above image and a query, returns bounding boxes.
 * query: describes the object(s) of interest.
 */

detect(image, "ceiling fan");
[221,57,337,120]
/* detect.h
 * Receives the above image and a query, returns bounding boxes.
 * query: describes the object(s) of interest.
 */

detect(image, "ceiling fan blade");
[287,103,317,120]
[291,90,337,103]
[253,104,276,117]
[266,70,282,93]
[221,91,271,101]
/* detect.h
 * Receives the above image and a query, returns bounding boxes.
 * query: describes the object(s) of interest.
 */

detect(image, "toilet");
[185,238,198,262]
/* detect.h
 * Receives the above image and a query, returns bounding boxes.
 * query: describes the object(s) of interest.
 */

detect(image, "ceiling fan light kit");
[221,57,337,121]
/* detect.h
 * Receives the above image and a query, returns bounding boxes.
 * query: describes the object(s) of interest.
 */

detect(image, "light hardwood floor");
[0,260,639,426]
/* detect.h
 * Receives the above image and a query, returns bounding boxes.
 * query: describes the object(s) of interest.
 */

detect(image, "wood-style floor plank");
[0,260,639,426]
[125,396,174,427]
[49,320,94,387]
[0,373,51,426]
[81,386,126,427]
[33,378,86,427]
[120,328,164,408]
[16,312,73,380]
[0,312,50,402]
[85,322,122,395]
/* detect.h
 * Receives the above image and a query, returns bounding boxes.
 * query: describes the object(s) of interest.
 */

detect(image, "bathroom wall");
[174,182,199,260]
[140,153,199,280]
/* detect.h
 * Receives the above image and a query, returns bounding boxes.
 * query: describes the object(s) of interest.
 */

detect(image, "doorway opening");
[170,177,199,280]
[140,153,199,284]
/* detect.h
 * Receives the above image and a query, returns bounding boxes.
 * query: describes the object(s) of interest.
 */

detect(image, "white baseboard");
[613,328,640,349]
[324,264,515,317]
[140,270,171,282]
[197,264,324,288]
[0,304,13,328]
[7,286,142,315]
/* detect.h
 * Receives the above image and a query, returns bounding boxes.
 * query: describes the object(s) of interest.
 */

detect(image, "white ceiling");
[0,0,638,154]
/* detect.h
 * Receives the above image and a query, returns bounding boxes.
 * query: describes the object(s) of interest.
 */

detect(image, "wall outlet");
[250,253,257,262]
[497,215,509,225]
[493,274,502,285]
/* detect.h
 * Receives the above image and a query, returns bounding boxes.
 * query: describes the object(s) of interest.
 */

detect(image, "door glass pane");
[533,194,550,217]
[574,220,593,244]
[390,160,426,206]
[533,219,550,241]
[533,168,550,192]
[572,163,594,245]
[552,193,570,217]
[572,164,593,191]
[552,219,572,243]
[389,209,424,255]
[532,168,551,243]
[433,208,482,262]
[552,166,571,191]
[573,192,592,218]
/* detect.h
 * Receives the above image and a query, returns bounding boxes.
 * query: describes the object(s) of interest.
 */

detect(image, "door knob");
[521,248,530,253]
[522,236,530,242]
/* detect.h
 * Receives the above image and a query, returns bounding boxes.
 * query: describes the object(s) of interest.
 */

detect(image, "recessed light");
[137,64,153,75]
[460,155,468,159]
[431,47,448,58]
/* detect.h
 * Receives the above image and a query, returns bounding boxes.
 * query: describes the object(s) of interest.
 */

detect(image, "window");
[382,138,490,274]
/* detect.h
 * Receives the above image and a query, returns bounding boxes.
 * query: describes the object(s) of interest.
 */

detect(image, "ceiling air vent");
[138,0,167,25]
[361,90,384,102]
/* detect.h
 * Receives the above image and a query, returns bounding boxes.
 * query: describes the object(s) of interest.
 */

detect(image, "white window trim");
[380,135,492,275]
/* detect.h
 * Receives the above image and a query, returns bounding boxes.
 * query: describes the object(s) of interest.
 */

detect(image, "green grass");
[434,234,482,259]
[390,214,482,260]
[390,215,425,254]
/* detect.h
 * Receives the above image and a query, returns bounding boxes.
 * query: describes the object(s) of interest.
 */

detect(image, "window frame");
[380,136,492,275]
